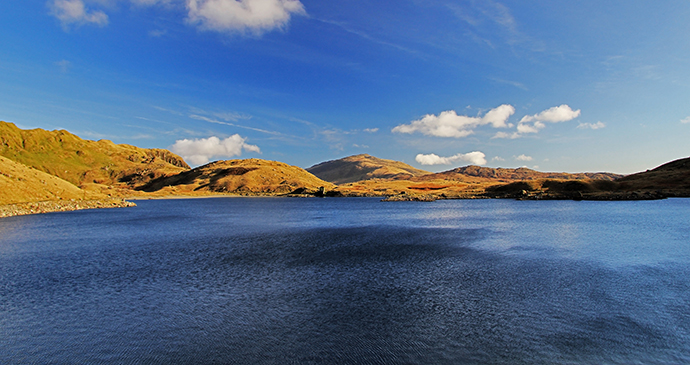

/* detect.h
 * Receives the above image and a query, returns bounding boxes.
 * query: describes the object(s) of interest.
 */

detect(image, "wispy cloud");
[316,18,417,54]
[489,77,528,91]
[578,121,605,130]
[393,104,515,138]
[189,114,281,135]
[514,154,532,161]
[415,151,487,166]
[170,135,260,166]
[49,0,109,29]
[681,116,690,124]
[55,59,71,73]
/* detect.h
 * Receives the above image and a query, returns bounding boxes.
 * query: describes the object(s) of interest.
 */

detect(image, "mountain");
[307,154,430,185]
[0,121,189,189]
[139,158,336,195]
[415,165,622,183]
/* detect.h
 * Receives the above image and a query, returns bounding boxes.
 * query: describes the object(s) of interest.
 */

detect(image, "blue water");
[1,197,689,364]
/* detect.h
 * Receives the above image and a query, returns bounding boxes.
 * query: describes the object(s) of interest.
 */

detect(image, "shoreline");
[0,199,136,219]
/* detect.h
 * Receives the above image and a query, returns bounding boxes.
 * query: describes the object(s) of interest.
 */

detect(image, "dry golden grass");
[0,155,104,205]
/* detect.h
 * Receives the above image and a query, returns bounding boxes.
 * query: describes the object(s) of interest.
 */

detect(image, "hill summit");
[307,154,430,184]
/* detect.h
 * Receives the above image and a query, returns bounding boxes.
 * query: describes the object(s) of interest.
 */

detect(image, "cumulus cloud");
[415,151,487,166]
[577,121,606,130]
[186,0,306,34]
[493,104,580,139]
[48,0,305,36]
[50,0,109,28]
[519,104,581,124]
[171,135,260,166]
[514,154,533,161]
[681,116,690,124]
[392,104,515,138]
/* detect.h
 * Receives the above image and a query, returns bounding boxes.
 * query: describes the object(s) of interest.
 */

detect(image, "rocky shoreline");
[0,199,136,218]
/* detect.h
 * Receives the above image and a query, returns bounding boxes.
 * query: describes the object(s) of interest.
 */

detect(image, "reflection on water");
[1,198,689,364]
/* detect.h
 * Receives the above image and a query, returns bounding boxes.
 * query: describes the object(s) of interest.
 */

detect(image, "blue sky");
[1,0,689,173]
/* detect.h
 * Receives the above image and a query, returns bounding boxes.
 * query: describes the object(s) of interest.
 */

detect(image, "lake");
[1,197,689,364]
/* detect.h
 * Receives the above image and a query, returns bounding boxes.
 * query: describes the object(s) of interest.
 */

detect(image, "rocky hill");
[140,158,336,196]
[0,121,189,189]
[307,154,430,185]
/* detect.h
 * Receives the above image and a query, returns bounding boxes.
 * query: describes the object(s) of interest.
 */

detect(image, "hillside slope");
[0,121,189,189]
[616,156,690,195]
[140,158,336,195]
[307,154,430,185]
[0,155,101,205]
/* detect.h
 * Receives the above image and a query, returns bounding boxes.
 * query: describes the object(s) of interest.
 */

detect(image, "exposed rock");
[0,199,136,218]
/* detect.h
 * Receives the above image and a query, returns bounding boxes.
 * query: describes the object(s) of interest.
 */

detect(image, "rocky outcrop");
[0,199,136,218]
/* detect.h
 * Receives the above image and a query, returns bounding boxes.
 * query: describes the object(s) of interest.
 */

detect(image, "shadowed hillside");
[307,154,430,184]
[0,121,189,189]
[615,157,690,195]
[140,158,336,195]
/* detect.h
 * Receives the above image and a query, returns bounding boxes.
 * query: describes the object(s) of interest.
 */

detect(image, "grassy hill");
[0,155,101,205]
[139,158,336,195]
[0,121,189,189]
[307,154,430,184]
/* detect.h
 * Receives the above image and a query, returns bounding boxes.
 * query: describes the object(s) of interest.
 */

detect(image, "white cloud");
[493,104,580,139]
[363,128,379,133]
[186,0,306,34]
[415,151,487,166]
[171,135,260,166]
[392,104,515,138]
[50,0,109,28]
[514,154,533,161]
[519,104,581,124]
[681,116,690,124]
[577,121,606,130]
[491,156,505,162]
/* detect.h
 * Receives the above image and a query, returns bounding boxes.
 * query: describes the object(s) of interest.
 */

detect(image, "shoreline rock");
[0,199,136,218]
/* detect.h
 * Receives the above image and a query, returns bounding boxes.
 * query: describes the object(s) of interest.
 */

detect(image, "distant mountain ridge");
[307,154,430,184]
[416,165,622,182]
